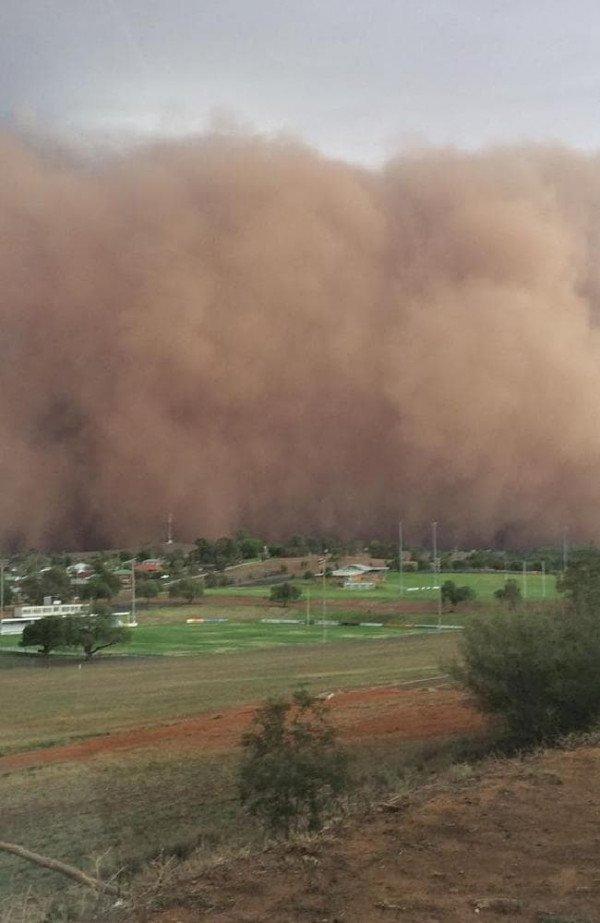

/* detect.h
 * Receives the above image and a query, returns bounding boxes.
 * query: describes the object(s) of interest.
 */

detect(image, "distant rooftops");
[331,564,389,578]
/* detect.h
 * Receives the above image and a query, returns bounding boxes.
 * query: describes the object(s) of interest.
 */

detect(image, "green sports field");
[206,569,558,601]
[0,619,447,658]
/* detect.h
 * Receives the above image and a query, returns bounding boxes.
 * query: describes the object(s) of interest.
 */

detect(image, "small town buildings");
[330,563,389,588]
[134,558,164,575]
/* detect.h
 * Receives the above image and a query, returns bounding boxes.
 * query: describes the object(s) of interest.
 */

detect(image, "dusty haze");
[2,131,600,549]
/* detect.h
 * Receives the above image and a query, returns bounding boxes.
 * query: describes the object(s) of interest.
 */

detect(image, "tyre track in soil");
[0,679,485,773]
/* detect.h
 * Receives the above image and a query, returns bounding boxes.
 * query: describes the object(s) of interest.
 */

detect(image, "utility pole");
[306,585,311,627]
[398,520,404,598]
[562,529,568,573]
[131,557,136,625]
[0,560,5,617]
[541,560,546,598]
[432,521,442,629]
[321,550,328,644]
[522,560,528,599]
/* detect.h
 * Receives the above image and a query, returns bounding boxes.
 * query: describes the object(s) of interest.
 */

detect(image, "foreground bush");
[239,688,348,836]
[451,604,600,746]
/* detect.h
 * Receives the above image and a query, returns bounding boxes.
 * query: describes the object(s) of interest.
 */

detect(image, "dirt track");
[0,684,484,772]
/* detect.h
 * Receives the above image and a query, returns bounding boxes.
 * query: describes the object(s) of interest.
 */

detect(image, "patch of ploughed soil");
[0,685,484,772]
[137,743,600,923]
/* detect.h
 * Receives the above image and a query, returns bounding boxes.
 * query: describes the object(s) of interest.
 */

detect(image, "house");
[134,558,164,575]
[67,562,95,578]
[330,563,389,588]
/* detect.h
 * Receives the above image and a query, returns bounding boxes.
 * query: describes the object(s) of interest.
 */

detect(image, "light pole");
[398,520,404,599]
[541,560,546,598]
[0,560,6,617]
[131,557,136,625]
[321,549,329,643]
[432,521,442,629]
[522,560,528,599]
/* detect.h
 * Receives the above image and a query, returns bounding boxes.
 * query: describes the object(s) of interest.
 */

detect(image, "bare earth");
[0,684,483,771]
[140,743,600,923]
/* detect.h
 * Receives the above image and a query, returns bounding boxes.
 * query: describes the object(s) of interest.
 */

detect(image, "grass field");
[0,627,459,909]
[0,632,457,755]
[0,619,448,658]
[208,569,558,601]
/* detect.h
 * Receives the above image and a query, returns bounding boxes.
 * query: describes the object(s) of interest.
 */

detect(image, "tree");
[0,582,13,607]
[494,578,522,610]
[441,580,476,610]
[557,550,600,616]
[168,578,203,603]
[193,538,214,565]
[451,603,600,746]
[40,567,73,601]
[136,579,160,604]
[80,576,117,600]
[270,582,302,607]
[239,688,348,836]
[64,612,131,661]
[21,616,67,656]
[21,567,73,605]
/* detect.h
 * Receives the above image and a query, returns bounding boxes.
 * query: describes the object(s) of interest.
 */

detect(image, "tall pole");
[131,557,136,625]
[306,585,311,627]
[398,520,404,598]
[0,561,5,617]
[541,560,546,598]
[522,560,527,599]
[321,550,328,644]
[432,521,442,629]
[562,529,568,573]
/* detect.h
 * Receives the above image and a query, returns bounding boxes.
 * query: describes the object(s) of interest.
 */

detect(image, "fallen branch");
[0,841,119,895]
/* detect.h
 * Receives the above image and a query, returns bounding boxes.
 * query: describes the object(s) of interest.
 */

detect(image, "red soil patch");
[0,684,484,773]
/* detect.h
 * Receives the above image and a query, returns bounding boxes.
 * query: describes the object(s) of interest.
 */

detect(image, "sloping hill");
[137,741,600,923]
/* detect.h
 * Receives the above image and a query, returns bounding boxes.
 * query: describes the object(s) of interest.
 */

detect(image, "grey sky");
[2,0,600,163]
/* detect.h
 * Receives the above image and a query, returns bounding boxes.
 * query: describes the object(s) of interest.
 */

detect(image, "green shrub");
[494,578,521,609]
[270,582,301,607]
[451,604,600,746]
[168,578,203,602]
[441,580,476,609]
[239,688,348,837]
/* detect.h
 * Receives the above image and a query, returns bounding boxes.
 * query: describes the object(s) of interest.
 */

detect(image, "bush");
[270,582,302,607]
[168,578,203,603]
[239,688,348,836]
[441,580,475,609]
[204,572,232,588]
[494,578,521,610]
[451,604,600,746]
[303,570,314,580]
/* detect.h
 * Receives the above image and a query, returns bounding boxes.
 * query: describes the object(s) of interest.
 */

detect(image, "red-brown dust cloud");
[2,132,600,549]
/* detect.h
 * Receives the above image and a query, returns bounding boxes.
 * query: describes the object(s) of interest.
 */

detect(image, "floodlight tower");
[398,520,404,598]
[432,521,442,629]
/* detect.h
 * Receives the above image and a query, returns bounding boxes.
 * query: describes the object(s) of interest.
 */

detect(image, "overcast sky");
[2,0,600,164]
